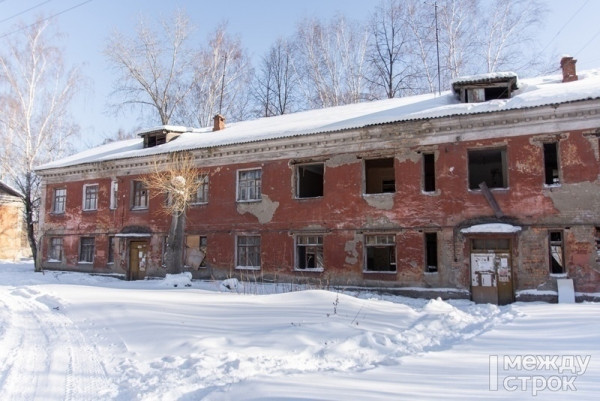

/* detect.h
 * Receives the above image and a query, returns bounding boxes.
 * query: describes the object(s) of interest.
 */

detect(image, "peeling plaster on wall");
[363,194,394,210]
[326,154,358,168]
[236,194,279,224]
[545,182,600,223]
[344,234,360,265]
[562,141,584,168]
[395,149,421,164]
[364,215,397,228]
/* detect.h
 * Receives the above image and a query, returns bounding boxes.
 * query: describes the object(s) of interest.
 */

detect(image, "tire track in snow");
[0,286,117,401]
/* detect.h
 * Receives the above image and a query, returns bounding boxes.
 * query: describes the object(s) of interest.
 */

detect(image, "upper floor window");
[52,188,66,214]
[296,163,324,198]
[365,158,395,194]
[132,181,149,209]
[191,175,209,204]
[83,184,99,211]
[543,143,560,186]
[364,234,396,272]
[79,237,95,263]
[296,235,324,270]
[110,180,118,209]
[48,237,63,261]
[468,148,507,190]
[237,169,262,202]
[236,235,261,269]
[423,153,436,193]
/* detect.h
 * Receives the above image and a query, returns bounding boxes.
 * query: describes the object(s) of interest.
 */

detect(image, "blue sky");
[1,0,599,149]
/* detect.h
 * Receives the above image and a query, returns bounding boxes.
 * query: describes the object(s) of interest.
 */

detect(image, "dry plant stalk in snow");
[142,152,204,274]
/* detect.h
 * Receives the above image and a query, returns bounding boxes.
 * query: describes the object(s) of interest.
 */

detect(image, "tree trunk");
[165,210,186,274]
[22,173,40,271]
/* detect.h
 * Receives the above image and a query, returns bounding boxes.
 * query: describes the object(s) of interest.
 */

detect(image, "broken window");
[185,235,207,268]
[468,148,507,190]
[596,228,600,264]
[145,133,167,148]
[423,153,436,192]
[191,175,209,204]
[549,231,564,274]
[48,237,63,261]
[543,143,560,186]
[79,237,95,263]
[237,169,262,201]
[425,232,438,272]
[110,180,118,209]
[107,236,115,264]
[132,181,148,209]
[364,234,396,272]
[52,188,66,214]
[236,235,261,269]
[83,184,99,211]
[296,235,324,270]
[365,158,395,194]
[296,163,324,198]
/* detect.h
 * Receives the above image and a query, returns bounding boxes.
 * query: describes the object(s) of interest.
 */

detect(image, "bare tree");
[180,24,254,127]
[253,38,298,117]
[142,152,203,274]
[293,15,369,109]
[0,17,81,270]
[104,10,196,125]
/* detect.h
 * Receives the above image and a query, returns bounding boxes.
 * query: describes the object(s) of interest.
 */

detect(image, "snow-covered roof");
[450,71,518,86]
[460,223,522,234]
[0,181,22,198]
[36,69,600,171]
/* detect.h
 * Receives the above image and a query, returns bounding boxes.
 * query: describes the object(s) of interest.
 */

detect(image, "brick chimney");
[560,56,578,83]
[213,114,225,131]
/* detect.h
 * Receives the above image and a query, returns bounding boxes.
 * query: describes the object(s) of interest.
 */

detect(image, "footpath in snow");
[0,261,598,400]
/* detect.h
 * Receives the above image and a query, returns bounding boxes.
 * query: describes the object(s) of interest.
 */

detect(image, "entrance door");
[129,241,148,280]
[470,238,513,305]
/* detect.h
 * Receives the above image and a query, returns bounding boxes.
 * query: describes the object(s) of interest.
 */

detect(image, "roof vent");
[451,73,518,103]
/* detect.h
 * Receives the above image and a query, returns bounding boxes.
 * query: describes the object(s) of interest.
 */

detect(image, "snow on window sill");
[77,261,94,265]
[46,259,62,263]
[236,199,262,203]
[235,266,260,271]
[294,268,324,273]
[421,190,440,196]
[362,192,394,197]
[550,273,568,278]
[424,270,439,275]
[190,202,208,206]
[543,183,561,189]
[131,206,149,211]
[363,270,397,274]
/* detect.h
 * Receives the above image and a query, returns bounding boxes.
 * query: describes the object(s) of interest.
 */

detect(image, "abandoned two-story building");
[36,57,600,304]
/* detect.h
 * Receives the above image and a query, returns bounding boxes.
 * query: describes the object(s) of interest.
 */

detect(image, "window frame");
[467,147,508,190]
[190,174,209,205]
[364,157,396,195]
[184,234,208,268]
[236,168,262,202]
[131,180,149,210]
[543,142,560,187]
[296,163,325,199]
[109,180,118,210]
[235,235,261,270]
[295,235,324,271]
[363,234,397,273]
[48,237,64,262]
[79,237,95,264]
[424,232,439,273]
[82,183,99,211]
[52,188,67,214]
[423,153,436,193]
[549,230,565,274]
[107,236,115,264]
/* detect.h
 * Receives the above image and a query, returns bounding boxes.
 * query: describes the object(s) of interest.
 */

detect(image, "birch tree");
[104,10,196,125]
[0,18,81,270]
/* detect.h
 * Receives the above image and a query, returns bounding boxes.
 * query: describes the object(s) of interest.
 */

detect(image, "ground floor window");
[364,234,396,272]
[236,235,260,269]
[79,237,95,263]
[185,235,207,268]
[296,235,324,270]
[549,231,564,274]
[425,232,438,272]
[48,237,63,261]
[108,236,115,264]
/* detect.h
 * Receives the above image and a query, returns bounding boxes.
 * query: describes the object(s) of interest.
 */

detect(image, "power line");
[540,0,590,53]
[575,27,600,57]
[0,1,53,24]
[0,0,93,40]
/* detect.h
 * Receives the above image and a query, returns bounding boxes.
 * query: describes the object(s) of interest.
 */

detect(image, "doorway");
[129,241,148,280]
[470,238,513,305]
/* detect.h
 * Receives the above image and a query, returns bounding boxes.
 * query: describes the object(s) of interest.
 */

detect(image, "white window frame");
[294,235,324,271]
[52,188,66,214]
[236,168,262,202]
[79,237,95,264]
[82,183,99,211]
[235,235,261,270]
[109,180,118,209]
[190,175,209,205]
[363,234,397,273]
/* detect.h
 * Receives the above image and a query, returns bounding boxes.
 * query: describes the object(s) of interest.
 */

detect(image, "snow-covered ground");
[0,261,598,400]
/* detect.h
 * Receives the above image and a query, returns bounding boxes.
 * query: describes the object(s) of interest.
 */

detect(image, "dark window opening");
[108,236,115,264]
[145,134,167,148]
[296,235,324,270]
[425,233,438,272]
[423,153,436,192]
[468,148,507,190]
[484,86,510,100]
[365,158,395,194]
[595,227,600,264]
[549,231,564,274]
[365,235,396,272]
[543,143,560,185]
[79,237,95,263]
[297,164,324,198]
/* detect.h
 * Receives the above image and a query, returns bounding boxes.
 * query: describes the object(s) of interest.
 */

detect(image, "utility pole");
[434,1,441,96]
[219,54,228,115]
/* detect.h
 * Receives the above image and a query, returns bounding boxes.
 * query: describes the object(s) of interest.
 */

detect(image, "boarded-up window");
[185,235,207,268]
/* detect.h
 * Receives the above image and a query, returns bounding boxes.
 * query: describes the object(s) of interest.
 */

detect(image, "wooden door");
[129,241,148,280]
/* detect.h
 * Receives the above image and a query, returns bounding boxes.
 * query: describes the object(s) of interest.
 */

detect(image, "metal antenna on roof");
[218,54,228,115]
[434,1,441,96]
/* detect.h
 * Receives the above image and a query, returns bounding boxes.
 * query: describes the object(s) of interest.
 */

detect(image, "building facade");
[36,60,600,303]
[0,181,29,261]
